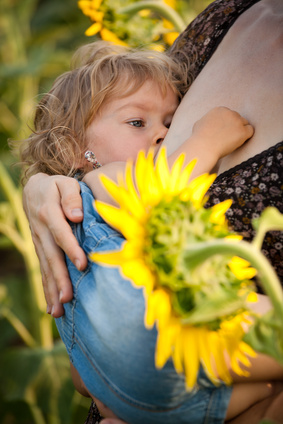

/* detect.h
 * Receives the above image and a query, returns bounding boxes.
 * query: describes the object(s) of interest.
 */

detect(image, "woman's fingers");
[38,239,71,317]
[23,173,88,316]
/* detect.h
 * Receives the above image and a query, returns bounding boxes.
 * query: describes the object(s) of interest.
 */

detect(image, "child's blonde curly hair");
[20,41,188,182]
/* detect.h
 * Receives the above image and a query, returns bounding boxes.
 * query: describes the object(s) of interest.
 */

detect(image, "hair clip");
[85,150,102,169]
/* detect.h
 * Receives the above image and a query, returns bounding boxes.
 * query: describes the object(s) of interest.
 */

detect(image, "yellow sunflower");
[78,0,127,45]
[162,18,179,45]
[90,148,258,390]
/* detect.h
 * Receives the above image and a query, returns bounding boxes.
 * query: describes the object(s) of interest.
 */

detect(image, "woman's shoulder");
[169,0,261,84]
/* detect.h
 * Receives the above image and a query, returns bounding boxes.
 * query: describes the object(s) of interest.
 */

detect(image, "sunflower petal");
[168,153,185,192]
[172,328,184,373]
[100,28,127,46]
[85,22,102,36]
[190,174,217,207]
[183,327,199,390]
[90,247,130,266]
[210,200,232,225]
[122,260,155,292]
[229,256,257,280]
[89,10,104,22]
[198,327,219,384]
[209,332,232,384]
[155,148,171,192]
[155,326,173,368]
[177,158,197,192]
[95,201,144,240]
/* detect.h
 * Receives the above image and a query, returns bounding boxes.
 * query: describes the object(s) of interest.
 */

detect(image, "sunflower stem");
[118,1,186,32]
[1,306,37,348]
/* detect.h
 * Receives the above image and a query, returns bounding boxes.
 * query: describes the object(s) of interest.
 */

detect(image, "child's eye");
[128,120,145,128]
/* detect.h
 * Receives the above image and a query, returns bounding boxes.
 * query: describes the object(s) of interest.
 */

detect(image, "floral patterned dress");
[170,0,283,288]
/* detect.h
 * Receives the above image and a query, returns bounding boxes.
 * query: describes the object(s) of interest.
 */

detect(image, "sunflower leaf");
[244,310,283,366]
[252,207,283,249]
[180,296,246,326]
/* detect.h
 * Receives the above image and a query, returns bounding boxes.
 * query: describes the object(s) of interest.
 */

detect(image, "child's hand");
[192,106,254,160]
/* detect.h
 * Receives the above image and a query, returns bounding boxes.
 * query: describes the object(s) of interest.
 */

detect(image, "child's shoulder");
[79,181,101,223]
[77,181,123,251]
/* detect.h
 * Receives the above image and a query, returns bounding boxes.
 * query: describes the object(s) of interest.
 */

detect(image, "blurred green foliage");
[0,160,91,423]
[0,0,212,423]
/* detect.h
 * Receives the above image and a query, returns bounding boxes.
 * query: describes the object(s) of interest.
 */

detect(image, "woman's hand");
[23,173,88,317]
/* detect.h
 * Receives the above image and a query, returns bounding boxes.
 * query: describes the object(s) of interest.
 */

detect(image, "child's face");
[86,79,179,165]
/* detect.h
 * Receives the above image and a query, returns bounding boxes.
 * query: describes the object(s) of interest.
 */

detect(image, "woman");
[23,0,283,422]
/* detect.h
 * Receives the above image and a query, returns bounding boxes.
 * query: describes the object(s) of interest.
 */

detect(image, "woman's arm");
[22,107,253,315]
[23,173,88,317]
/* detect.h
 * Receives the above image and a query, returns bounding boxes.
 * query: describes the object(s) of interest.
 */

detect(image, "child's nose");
[153,125,168,145]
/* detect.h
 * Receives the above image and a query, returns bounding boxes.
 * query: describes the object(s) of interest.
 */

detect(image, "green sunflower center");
[144,197,254,326]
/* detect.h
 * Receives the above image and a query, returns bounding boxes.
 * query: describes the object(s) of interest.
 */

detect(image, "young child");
[21,41,251,186]
[20,41,283,424]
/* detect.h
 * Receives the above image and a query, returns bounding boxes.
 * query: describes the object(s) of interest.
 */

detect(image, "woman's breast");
[179,0,283,174]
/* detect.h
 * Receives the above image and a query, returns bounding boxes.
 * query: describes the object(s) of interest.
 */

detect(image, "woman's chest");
[186,0,283,172]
